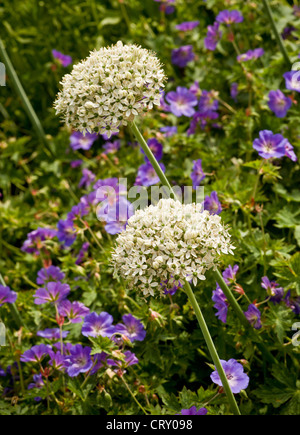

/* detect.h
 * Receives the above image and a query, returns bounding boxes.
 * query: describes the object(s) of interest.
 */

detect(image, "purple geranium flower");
[63,345,93,377]
[285,290,300,315]
[48,350,66,371]
[216,10,244,25]
[82,312,115,338]
[261,276,284,304]
[252,130,288,159]
[210,359,249,393]
[237,48,264,62]
[175,21,199,31]
[58,300,90,323]
[103,140,120,154]
[115,314,146,342]
[52,50,72,67]
[212,284,228,324]
[283,70,300,92]
[37,328,69,340]
[230,82,239,102]
[36,266,65,285]
[137,161,166,187]
[203,191,222,215]
[204,22,222,51]
[166,87,198,117]
[180,406,207,415]
[70,159,83,168]
[75,242,90,265]
[141,138,163,162]
[56,218,77,248]
[107,351,139,369]
[244,304,262,329]
[78,168,96,189]
[33,282,70,306]
[28,374,45,390]
[190,159,205,189]
[21,344,52,363]
[198,90,219,118]
[21,228,57,255]
[223,265,239,285]
[268,90,292,118]
[285,141,298,161]
[70,131,98,151]
[171,45,195,68]
[160,126,178,137]
[0,286,17,306]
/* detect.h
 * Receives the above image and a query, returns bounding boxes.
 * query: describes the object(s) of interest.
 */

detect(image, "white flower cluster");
[112,198,235,297]
[54,41,166,137]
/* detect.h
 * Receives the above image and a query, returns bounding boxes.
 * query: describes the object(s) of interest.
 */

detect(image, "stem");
[261,0,292,67]
[213,269,278,365]
[128,121,176,199]
[120,375,148,415]
[0,38,49,147]
[184,280,241,415]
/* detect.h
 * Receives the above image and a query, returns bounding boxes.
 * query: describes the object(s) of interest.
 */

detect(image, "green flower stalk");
[0,38,48,147]
[261,0,291,68]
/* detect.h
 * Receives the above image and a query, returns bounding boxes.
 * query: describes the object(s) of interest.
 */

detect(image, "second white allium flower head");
[112,198,235,297]
[54,41,166,138]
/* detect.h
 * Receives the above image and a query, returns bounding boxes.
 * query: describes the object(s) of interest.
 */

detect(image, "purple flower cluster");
[57,190,98,246]
[135,138,166,187]
[212,265,239,323]
[21,228,57,255]
[253,130,297,161]
[103,139,121,154]
[95,178,134,234]
[244,304,262,329]
[78,168,96,189]
[171,45,195,68]
[237,48,264,62]
[204,9,243,51]
[20,308,145,380]
[204,22,222,51]
[187,90,219,135]
[52,50,72,67]
[175,21,199,32]
[212,284,228,324]
[261,276,284,304]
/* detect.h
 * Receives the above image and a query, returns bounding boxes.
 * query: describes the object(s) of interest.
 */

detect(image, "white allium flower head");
[112,198,235,298]
[54,41,166,138]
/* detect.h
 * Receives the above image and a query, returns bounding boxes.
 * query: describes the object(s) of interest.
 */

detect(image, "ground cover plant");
[0,0,299,416]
